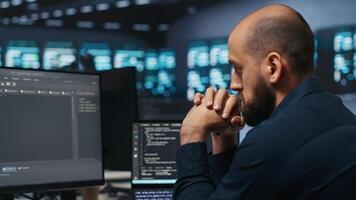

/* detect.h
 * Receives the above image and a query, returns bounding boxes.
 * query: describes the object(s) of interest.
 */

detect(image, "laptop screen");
[132,121,181,185]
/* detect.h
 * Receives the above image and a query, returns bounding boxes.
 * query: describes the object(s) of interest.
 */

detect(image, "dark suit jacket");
[174,78,356,200]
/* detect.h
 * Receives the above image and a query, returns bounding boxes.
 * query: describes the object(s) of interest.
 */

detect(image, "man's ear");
[263,52,283,84]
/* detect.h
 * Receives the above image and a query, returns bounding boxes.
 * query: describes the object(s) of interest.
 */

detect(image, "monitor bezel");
[0,67,105,194]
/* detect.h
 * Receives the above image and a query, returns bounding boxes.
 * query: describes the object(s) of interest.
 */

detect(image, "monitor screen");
[0,47,2,67]
[80,43,112,71]
[114,49,145,71]
[113,48,177,97]
[187,41,210,100]
[187,39,231,100]
[43,41,76,70]
[132,121,181,185]
[210,39,229,66]
[159,50,176,70]
[0,68,103,192]
[354,32,356,50]
[156,49,176,97]
[187,41,210,68]
[143,50,159,96]
[143,50,177,97]
[316,27,356,94]
[209,39,230,89]
[5,40,40,69]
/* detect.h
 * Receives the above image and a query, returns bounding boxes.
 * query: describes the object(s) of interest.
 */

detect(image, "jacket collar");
[271,78,325,117]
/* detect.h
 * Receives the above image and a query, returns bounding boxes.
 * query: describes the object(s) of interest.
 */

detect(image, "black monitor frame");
[0,67,104,194]
[99,67,138,171]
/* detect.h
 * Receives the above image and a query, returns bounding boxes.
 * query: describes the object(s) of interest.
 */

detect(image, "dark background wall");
[165,0,356,109]
[0,26,145,44]
[166,0,356,43]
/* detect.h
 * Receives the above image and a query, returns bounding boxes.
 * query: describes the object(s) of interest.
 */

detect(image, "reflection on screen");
[43,42,76,70]
[80,43,112,71]
[5,40,40,69]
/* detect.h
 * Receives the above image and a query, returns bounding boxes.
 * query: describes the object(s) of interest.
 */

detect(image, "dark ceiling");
[0,0,228,44]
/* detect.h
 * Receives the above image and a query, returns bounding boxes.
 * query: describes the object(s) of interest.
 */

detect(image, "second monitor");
[132,121,181,184]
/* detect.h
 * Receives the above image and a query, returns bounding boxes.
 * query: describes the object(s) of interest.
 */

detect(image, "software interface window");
[0,68,102,187]
[132,122,181,184]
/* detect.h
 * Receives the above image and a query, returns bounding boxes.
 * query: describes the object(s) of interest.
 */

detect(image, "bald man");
[174,4,356,200]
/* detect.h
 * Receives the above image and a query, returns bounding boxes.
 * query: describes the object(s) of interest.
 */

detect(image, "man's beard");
[241,76,276,127]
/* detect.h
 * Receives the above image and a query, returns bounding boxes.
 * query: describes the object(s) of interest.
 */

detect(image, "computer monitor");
[0,46,2,67]
[131,121,181,200]
[5,40,40,69]
[187,40,210,100]
[100,68,138,171]
[209,38,231,90]
[187,38,231,101]
[80,43,112,71]
[0,67,103,193]
[132,121,180,184]
[156,49,176,97]
[43,41,76,70]
[143,50,159,96]
[316,27,356,94]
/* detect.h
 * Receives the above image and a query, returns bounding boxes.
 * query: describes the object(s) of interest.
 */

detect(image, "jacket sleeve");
[208,146,236,185]
[173,126,293,200]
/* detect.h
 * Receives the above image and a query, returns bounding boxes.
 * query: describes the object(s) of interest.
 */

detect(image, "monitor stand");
[0,194,14,200]
[61,190,76,200]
